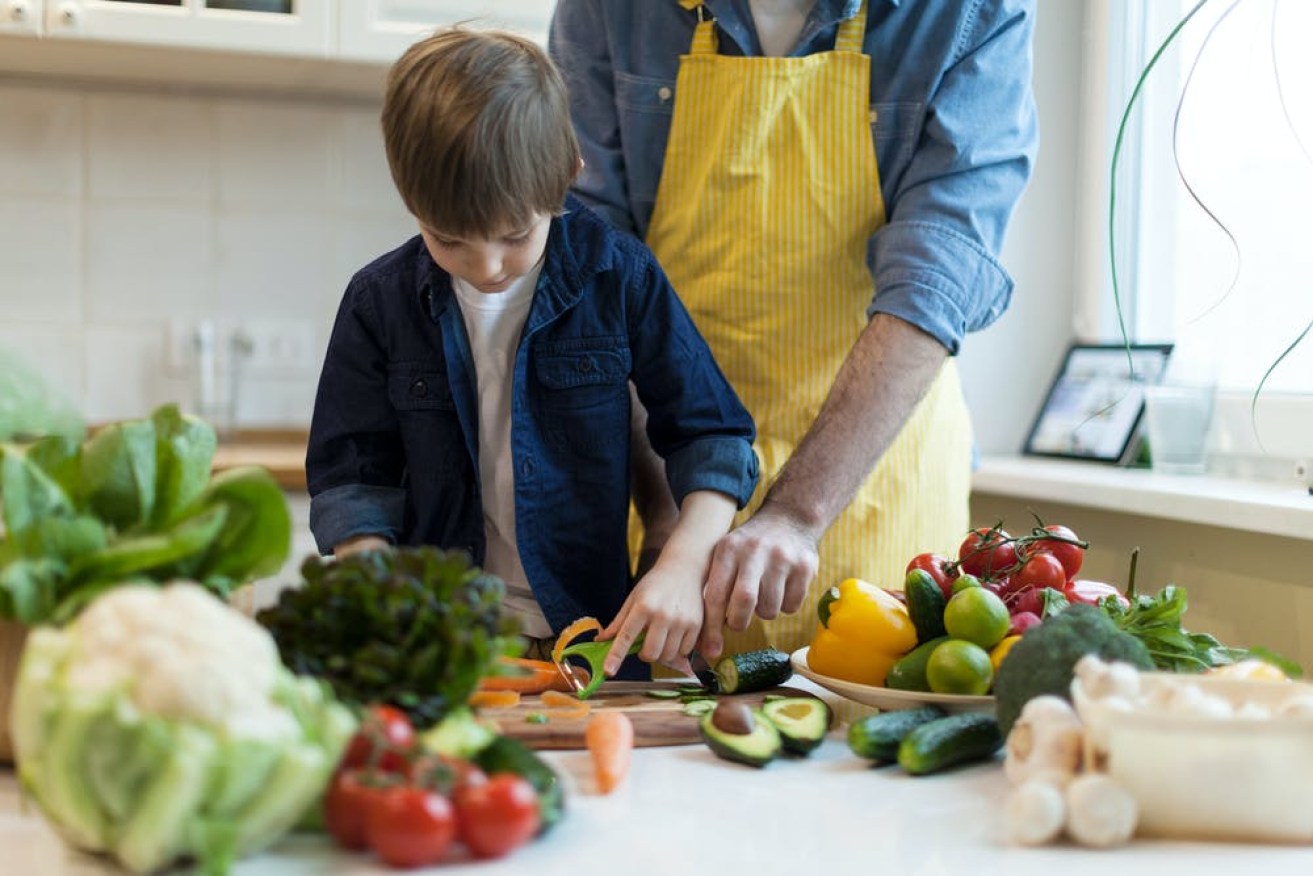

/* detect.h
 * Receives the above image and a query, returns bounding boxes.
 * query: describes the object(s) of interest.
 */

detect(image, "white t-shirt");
[749,0,816,57]
[452,265,551,638]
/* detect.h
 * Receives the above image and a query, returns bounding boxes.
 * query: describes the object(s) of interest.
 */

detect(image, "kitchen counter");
[210,430,309,492]
[7,677,1313,876]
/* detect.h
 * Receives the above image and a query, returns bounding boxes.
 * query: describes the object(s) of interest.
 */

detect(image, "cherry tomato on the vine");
[1031,524,1085,580]
[455,773,541,860]
[907,552,958,600]
[957,528,1017,580]
[342,704,415,774]
[1011,553,1067,593]
[324,770,390,852]
[367,785,457,869]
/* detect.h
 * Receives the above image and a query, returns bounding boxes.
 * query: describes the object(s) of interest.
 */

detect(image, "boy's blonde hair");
[382,28,580,238]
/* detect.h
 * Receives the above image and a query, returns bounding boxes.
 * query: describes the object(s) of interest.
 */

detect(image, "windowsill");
[972,455,1313,541]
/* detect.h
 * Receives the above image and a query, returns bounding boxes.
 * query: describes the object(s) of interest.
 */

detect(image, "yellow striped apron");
[644,1,973,656]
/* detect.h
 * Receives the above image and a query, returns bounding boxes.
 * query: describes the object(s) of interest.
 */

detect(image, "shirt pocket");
[615,72,677,205]
[869,100,922,176]
[387,364,456,411]
[534,338,631,453]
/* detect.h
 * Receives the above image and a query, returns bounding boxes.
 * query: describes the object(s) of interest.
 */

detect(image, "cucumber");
[904,569,948,643]
[713,648,792,694]
[885,636,948,692]
[472,735,564,834]
[896,712,1003,775]
[846,706,944,761]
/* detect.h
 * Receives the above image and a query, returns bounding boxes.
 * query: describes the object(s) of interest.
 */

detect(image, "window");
[1093,0,1313,470]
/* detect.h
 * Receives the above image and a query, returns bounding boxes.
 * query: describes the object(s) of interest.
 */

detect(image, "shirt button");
[410,379,427,397]
[520,459,535,477]
[657,86,672,102]
[869,109,879,124]
[578,357,595,373]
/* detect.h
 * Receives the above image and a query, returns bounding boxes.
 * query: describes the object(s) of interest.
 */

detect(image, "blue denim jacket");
[307,197,759,634]
[549,0,1038,354]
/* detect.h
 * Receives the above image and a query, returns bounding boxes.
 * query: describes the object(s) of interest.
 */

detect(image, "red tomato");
[906,552,958,600]
[324,770,388,852]
[367,786,457,869]
[408,754,488,794]
[1031,524,1085,580]
[957,529,1017,580]
[1012,554,1067,593]
[455,773,541,860]
[343,705,415,774]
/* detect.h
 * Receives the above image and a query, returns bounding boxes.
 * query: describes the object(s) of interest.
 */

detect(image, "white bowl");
[790,647,994,714]
[1072,671,1313,843]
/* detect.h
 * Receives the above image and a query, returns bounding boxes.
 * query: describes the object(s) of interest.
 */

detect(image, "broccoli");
[994,604,1153,737]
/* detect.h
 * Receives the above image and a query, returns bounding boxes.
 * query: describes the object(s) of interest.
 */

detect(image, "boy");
[305,28,759,677]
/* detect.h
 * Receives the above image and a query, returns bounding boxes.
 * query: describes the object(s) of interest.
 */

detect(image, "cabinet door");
[44,0,332,56]
[339,0,556,62]
[0,0,43,35]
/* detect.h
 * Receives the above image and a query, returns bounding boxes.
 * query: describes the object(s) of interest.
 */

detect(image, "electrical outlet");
[235,319,319,376]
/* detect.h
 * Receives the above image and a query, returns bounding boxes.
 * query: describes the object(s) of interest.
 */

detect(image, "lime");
[925,639,994,695]
[950,573,982,594]
[943,586,1010,649]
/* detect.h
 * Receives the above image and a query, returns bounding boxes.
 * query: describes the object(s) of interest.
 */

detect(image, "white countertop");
[7,681,1313,876]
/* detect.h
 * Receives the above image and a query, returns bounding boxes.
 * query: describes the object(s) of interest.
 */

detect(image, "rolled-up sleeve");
[869,0,1038,354]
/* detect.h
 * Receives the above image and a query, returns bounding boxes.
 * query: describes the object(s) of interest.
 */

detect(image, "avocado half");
[761,697,831,755]
[699,709,782,767]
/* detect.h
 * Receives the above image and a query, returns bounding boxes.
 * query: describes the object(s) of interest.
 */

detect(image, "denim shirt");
[307,196,759,634]
[548,0,1039,354]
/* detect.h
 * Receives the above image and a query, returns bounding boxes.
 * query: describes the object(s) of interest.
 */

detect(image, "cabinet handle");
[56,1,80,29]
[7,0,31,24]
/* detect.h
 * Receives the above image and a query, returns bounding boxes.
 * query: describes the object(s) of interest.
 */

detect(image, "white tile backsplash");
[1,77,410,427]
[0,198,83,320]
[82,325,171,422]
[0,84,83,198]
[86,93,215,202]
[216,101,336,209]
[85,202,215,321]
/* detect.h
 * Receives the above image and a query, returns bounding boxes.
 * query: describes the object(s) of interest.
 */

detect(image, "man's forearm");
[762,313,949,538]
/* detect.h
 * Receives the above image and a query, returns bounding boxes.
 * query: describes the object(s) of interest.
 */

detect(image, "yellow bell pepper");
[807,577,918,686]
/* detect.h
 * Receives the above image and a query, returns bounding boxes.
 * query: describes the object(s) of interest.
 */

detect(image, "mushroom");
[1004,695,1085,787]
[1005,776,1067,847]
[1065,774,1138,848]
[1074,655,1141,701]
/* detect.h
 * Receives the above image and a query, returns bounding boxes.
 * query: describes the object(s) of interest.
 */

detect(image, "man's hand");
[696,507,819,659]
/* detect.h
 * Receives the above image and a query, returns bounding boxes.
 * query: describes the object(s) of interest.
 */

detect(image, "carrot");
[479,657,579,694]
[468,690,521,710]
[585,711,634,794]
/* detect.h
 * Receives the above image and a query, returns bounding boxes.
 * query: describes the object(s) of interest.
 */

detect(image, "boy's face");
[420,213,551,294]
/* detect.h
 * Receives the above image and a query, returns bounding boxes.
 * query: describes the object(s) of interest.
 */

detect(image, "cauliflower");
[10,582,356,875]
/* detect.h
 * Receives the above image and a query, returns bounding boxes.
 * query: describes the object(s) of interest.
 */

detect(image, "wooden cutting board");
[481,681,819,750]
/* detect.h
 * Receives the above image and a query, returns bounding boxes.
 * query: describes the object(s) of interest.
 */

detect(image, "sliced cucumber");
[682,700,716,717]
[645,689,682,699]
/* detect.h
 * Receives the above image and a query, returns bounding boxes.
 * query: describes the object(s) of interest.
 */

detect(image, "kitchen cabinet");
[0,0,41,35]
[338,0,556,62]
[41,0,332,57]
